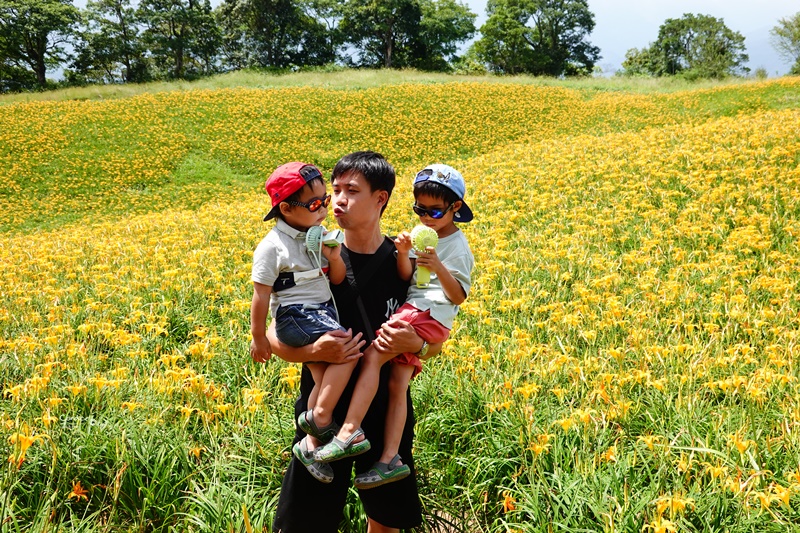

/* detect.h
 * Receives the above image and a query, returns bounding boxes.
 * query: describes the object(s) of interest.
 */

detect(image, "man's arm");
[265,321,366,364]
[372,317,443,359]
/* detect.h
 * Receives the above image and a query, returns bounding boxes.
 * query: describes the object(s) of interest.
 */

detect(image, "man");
[252,151,441,532]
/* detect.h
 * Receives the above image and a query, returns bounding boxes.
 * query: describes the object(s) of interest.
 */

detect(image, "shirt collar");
[275,218,307,241]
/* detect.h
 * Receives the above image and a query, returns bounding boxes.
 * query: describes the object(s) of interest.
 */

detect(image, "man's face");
[331,171,387,231]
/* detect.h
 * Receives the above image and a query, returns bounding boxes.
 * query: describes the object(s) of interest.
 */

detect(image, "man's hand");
[250,337,272,363]
[267,323,366,364]
[311,328,366,364]
[373,317,423,355]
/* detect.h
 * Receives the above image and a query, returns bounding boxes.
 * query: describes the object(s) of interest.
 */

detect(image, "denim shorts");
[275,300,345,348]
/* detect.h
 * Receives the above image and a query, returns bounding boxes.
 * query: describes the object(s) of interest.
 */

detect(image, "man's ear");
[376,190,389,209]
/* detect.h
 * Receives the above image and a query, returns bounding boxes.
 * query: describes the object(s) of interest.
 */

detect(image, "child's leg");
[335,344,396,441]
[306,362,325,411]
[304,362,326,450]
[312,359,357,426]
[380,362,415,465]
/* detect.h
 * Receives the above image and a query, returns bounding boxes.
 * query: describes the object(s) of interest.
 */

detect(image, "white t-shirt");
[251,219,332,316]
[405,229,474,329]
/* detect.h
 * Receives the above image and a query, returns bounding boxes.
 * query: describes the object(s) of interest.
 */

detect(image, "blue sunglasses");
[412,202,454,219]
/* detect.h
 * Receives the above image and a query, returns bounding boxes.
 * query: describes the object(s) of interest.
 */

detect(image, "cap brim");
[454,202,473,223]
[263,205,281,221]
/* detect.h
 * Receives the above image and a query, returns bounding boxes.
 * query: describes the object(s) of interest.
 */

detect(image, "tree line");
[1,0,799,93]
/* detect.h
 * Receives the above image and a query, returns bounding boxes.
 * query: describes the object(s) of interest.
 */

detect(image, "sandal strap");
[301,410,338,439]
[342,428,364,448]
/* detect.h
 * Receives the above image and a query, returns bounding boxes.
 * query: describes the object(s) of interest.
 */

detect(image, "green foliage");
[138,0,220,80]
[621,13,749,79]
[0,0,80,89]
[338,0,424,68]
[69,0,150,85]
[0,58,37,92]
[770,12,800,75]
[216,0,336,70]
[619,47,656,77]
[473,0,600,76]
[451,45,488,74]
[416,0,477,71]
[337,0,476,70]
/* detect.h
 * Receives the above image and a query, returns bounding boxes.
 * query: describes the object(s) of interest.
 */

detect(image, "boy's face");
[280,179,329,231]
[413,193,461,235]
[331,171,387,231]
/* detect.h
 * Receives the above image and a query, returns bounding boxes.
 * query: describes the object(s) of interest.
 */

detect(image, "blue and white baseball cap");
[413,164,474,222]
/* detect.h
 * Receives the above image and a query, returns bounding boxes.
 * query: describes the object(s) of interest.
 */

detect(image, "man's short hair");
[331,151,395,214]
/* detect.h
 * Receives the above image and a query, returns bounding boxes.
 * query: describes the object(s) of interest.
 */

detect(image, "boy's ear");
[452,200,463,213]
[279,202,292,217]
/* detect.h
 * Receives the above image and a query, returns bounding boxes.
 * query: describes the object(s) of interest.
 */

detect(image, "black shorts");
[272,363,423,532]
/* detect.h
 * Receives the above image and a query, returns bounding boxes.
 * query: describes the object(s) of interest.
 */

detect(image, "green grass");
[0,68,784,106]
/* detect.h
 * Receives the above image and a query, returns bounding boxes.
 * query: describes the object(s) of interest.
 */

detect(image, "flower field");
[1,77,800,532]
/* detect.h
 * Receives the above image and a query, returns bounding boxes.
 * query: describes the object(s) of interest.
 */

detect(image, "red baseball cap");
[263,162,323,221]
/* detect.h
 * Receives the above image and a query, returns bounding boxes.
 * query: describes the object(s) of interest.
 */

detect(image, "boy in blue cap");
[312,163,475,488]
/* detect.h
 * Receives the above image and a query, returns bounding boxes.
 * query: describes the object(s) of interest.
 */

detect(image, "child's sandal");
[297,410,339,443]
[292,437,334,484]
[313,428,371,463]
[354,455,410,489]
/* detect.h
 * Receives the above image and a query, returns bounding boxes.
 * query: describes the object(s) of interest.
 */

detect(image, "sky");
[462,0,798,75]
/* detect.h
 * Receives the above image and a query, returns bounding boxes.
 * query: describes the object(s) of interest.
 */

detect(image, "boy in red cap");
[250,161,352,484]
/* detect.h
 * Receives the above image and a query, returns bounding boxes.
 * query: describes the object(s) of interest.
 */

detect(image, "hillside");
[1,77,800,531]
[2,75,798,233]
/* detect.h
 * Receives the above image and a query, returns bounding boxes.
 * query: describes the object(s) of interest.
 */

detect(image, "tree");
[216,0,335,70]
[0,54,36,92]
[338,0,423,68]
[70,0,149,84]
[0,0,79,89]
[621,13,748,78]
[416,0,476,70]
[619,47,656,77]
[473,0,600,76]
[138,0,220,79]
[338,0,474,69]
[770,12,800,75]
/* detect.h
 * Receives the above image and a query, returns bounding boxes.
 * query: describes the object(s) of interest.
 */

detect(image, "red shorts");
[387,303,450,378]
